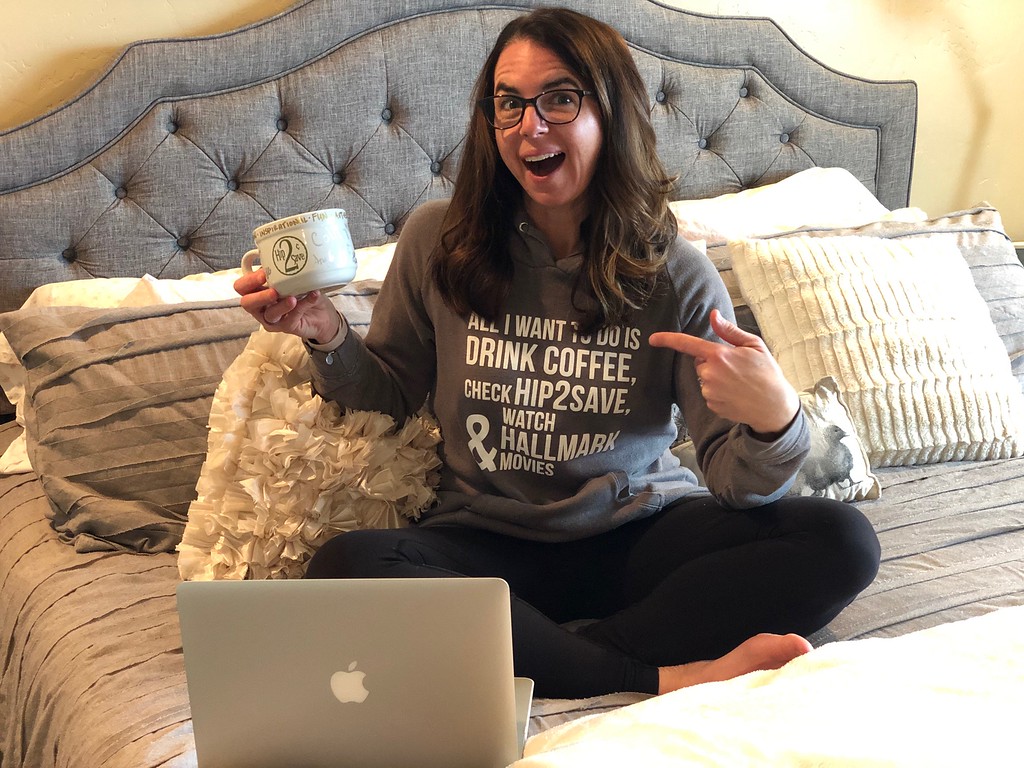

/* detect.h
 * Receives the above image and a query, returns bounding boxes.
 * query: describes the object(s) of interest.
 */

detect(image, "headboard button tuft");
[115,186,128,199]
[655,90,667,104]
[739,87,749,98]
[276,117,288,131]
[167,121,178,133]
[61,247,77,262]
[226,179,240,191]
[698,138,708,150]
[176,236,191,249]
[332,171,345,185]
[430,161,442,175]
[381,107,394,123]
[384,223,397,235]
[780,133,791,143]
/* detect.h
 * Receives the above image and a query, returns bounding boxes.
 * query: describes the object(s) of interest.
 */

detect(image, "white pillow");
[178,321,440,581]
[117,270,243,306]
[731,235,1024,467]
[669,167,923,247]
[0,418,29,475]
[16,276,144,308]
[352,241,397,282]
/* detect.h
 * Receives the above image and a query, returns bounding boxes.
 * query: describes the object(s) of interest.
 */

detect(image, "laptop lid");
[177,577,521,768]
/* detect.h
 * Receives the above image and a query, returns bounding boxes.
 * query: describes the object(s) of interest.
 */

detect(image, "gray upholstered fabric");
[0,0,916,313]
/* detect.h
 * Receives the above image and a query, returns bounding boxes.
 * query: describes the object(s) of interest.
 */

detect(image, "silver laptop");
[177,577,531,768]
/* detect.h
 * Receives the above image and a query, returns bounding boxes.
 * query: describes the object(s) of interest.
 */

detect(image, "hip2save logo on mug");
[241,208,357,296]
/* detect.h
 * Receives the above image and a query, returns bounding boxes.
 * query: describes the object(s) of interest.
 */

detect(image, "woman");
[235,8,880,699]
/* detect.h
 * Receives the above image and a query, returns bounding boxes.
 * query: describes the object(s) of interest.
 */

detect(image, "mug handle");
[241,249,260,274]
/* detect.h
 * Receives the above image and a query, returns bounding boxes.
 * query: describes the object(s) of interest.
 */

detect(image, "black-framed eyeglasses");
[478,88,594,130]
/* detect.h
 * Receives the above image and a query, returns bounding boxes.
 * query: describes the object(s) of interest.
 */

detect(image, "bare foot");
[657,633,812,694]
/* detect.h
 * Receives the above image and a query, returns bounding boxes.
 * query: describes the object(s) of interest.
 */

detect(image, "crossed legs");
[305,495,879,698]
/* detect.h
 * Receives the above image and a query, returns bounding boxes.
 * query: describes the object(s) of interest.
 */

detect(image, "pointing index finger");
[648,331,722,359]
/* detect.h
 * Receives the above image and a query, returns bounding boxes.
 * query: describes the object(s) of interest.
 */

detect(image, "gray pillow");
[708,205,1024,393]
[0,300,255,553]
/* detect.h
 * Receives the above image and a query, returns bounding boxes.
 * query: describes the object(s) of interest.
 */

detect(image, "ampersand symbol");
[466,414,498,472]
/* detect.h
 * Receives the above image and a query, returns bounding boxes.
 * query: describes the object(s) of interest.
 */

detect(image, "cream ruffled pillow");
[178,328,441,580]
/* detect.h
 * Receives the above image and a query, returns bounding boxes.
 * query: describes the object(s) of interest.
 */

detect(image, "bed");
[2,0,1023,765]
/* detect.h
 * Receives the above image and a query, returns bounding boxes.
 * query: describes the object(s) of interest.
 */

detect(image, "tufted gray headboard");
[0,0,917,313]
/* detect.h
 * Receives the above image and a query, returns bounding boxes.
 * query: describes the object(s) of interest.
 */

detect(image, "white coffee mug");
[241,208,357,296]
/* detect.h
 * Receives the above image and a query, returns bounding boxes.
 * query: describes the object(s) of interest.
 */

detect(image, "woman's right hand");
[234,267,343,343]
[649,309,799,440]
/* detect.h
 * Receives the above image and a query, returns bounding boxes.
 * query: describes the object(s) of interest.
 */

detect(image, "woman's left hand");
[649,309,800,440]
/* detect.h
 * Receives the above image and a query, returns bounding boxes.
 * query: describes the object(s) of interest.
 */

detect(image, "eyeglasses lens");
[488,90,583,129]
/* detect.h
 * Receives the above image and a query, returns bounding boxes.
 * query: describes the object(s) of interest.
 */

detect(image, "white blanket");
[517,606,1024,767]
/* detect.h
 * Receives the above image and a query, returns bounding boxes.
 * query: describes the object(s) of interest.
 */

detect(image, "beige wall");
[664,0,1023,241]
[2,0,296,127]
[3,0,1022,240]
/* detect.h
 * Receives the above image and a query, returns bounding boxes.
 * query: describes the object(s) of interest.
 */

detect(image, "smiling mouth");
[524,152,565,177]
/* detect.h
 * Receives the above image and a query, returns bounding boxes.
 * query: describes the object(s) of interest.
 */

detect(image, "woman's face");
[491,39,603,224]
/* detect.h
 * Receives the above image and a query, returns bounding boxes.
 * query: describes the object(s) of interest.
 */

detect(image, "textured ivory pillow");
[0,300,255,552]
[731,235,1024,467]
[178,320,441,581]
[788,205,1024,394]
[707,205,1024,392]
[672,376,879,501]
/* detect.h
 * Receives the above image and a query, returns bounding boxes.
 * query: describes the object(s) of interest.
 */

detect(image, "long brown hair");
[432,8,677,331]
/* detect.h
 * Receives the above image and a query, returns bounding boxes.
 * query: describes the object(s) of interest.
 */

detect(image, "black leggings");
[305,495,880,698]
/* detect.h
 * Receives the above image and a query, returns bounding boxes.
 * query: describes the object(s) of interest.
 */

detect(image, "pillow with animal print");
[792,377,879,500]
[671,376,879,502]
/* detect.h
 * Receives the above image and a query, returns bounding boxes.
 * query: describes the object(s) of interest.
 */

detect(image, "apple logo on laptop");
[330,661,369,703]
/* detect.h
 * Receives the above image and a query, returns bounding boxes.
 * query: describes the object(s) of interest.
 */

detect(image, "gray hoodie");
[308,199,808,541]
